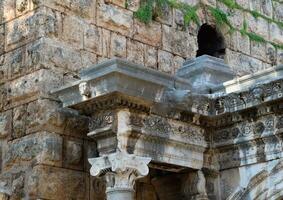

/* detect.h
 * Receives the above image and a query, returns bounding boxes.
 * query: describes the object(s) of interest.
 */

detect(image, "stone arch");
[196,24,226,59]
[227,160,283,200]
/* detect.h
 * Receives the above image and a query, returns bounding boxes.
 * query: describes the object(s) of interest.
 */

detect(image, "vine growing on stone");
[132,0,283,50]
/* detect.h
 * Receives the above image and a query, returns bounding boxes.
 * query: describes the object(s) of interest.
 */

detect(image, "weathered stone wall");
[0,0,283,199]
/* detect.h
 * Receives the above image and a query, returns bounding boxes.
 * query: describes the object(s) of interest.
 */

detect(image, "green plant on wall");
[132,0,283,50]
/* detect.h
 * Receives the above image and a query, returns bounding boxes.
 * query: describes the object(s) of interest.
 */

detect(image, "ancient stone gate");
[0,0,283,199]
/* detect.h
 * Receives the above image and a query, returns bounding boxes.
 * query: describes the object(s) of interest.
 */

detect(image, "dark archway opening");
[196,24,226,59]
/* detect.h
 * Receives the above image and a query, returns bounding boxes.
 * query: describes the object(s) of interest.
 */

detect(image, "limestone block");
[278,49,283,65]
[81,50,98,69]
[7,69,63,102]
[236,32,250,55]
[64,138,83,170]
[173,55,185,74]
[0,110,12,138]
[102,29,111,58]
[174,9,184,27]
[28,165,89,199]
[84,25,103,55]
[5,7,61,51]
[249,0,261,11]
[97,3,133,36]
[250,40,266,61]
[246,13,269,38]
[162,25,197,58]
[127,0,140,11]
[69,0,96,19]
[0,25,4,55]
[144,45,157,69]
[155,5,173,26]
[22,38,85,72]
[110,32,127,58]
[133,20,162,47]
[0,172,26,199]
[16,0,30,16]
[105,0,125,8]
[90,177,106,200]
[2,0,16,22]
[36,0,95,20]
[158,50,174,74]
[0,55,6,83]
[0,84,8,111]
[25,107,89,137]
[261,0,272,18]
[12,105,27,139]
[62,15,84,48]
[3,132,62,169]
[235,0,249,9]
[273,1,283,22]
[62,111,90,137]
[26,98,60,133]
[265,43,277,65]
[229,31,250,55]
[127,39,144,64]
[226,49,264,75]
[228,9,243,29]
[270,23,283,45]
[4,48,25,79]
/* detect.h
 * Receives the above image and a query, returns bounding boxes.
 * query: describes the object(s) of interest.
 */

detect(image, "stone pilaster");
[183,170,209,200]
[88,151,151,200]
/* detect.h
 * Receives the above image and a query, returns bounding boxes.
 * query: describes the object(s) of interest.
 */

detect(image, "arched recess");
[227,160,283,200]
[196,24,226,59]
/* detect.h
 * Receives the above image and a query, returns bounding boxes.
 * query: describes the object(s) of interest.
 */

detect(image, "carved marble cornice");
[52,57,283,128]
[51,57,283,171]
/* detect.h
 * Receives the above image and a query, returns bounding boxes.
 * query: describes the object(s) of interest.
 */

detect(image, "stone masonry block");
[28,165,89,199]
[26,98,60,133]
[261,0,272,18]
[12,104,27,139]
[133,20,162,47]
[97,3,133,36]
[273,1,283,22]
[63,138,84,170]
[2,0,16,22]
[246,13,269,39]
[0,25,4,55]
[250,40,266,61]
[105,0,125,8]
[7,69,63,104]
[3,132,62,169]
[16,0,30,16]
[226,49,264,75]
[144,45,157,69]
[110,32,127,58]
[158,50,174,74]
[127,39,144,64]
[0,110,12,139]
[62,15,84,48]
[84,25,103,55]
[5,7,61,51]
[270,23,283,45]
[162,25,197,58]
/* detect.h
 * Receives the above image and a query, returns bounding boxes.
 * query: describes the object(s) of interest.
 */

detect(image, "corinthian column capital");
[89,152,151,200]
